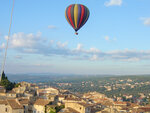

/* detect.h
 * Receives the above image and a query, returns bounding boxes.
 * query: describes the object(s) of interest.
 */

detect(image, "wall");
[12,109,24,113]
[0,104,6,113]
[65,102,91,113]
[32,105,45,113]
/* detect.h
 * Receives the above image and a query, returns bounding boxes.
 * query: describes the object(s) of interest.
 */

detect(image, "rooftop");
[78,102,92,107]
[19,99,29,104]
[0,100,7,105]
[65,97,81,101]
[34,99,50,106]
[7,99,23,109]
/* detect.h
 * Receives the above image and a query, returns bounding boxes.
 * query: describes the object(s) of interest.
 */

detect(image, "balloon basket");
[75,32,78,35]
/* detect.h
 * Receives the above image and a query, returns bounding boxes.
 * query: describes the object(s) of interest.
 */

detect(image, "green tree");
[0,71,15,90]
[55,105,65,112]
[1,71,6,80]
[49,107,56,113]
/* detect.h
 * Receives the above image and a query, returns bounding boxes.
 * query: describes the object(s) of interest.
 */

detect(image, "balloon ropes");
[65,4,90,35]
[0,0,15,81]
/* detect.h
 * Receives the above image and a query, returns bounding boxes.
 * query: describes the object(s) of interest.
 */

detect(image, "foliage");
[55,105,65,112]
[49,107,56,113]
[44,75,150,99]
[14,83,21,88]
[0,71,15,90]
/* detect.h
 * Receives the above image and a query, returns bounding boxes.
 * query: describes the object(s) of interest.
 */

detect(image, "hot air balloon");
[65,4,90,35]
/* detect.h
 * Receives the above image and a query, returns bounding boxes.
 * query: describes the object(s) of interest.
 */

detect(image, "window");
[5,108,7,112]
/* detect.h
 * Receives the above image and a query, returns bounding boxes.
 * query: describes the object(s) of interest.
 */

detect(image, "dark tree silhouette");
[0,71,15,90]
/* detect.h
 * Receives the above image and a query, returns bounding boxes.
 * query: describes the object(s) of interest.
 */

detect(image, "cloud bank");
[2,32,150,62]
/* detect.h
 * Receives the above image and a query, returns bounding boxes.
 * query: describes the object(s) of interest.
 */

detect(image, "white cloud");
[90,55,99,61]
[122,57,140,62]
[5,32,72,56]
[8,32,43,48]
[4,36,9,40]
[48,25,57,29]
[89,48,100,53]
[105,0,122,6]
[4,32,150,62]
[141,17,150,26]
[57,42,68,48]
[76,44,83,51]
[0,43,5,49]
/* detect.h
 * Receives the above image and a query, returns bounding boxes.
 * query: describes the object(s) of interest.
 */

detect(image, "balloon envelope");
[65,4,90,34]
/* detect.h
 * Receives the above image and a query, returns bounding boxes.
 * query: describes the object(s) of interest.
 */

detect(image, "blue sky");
[0,0,150,75]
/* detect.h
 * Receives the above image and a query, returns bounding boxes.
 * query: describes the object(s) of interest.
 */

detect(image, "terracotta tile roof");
[78,102,92,107]
[121,107,130,110]
[138,107,150,112]
[58,108,79,113]
[102,100,114,106]
[114,101,127,105]
[7,99,23,109]
[34,99,50,106]
[146,104,150,107]
[129,103,139,107]
[65,97,81,101]
[0,100,8,105]
[19,99,29,104]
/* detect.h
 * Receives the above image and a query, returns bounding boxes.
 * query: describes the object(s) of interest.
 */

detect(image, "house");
[37,87,59,96]
[32,99,51,113]
[19,98,30,113]
[136,107,150,113]
[0,99,24,113]
[63,97,83,103]
[13,85,26,94]
[0,86,6,97]
[6,90,17,98]
[58,95,67,102]
[39,93,58,103]
[58,107,80,113]
[113,101,127,110]
[64,102,92,113]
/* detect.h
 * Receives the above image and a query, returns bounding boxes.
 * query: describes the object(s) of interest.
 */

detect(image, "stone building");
[0,86,6,97]
[0,99,24,113]
[19,98,31,113]
[64,102,92,113]
[32,99,51,113]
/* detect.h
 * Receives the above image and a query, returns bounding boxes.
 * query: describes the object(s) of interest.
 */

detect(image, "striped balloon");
[65,4,90,35]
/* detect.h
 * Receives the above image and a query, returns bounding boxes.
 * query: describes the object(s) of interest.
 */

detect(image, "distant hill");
[6,73,150,83]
